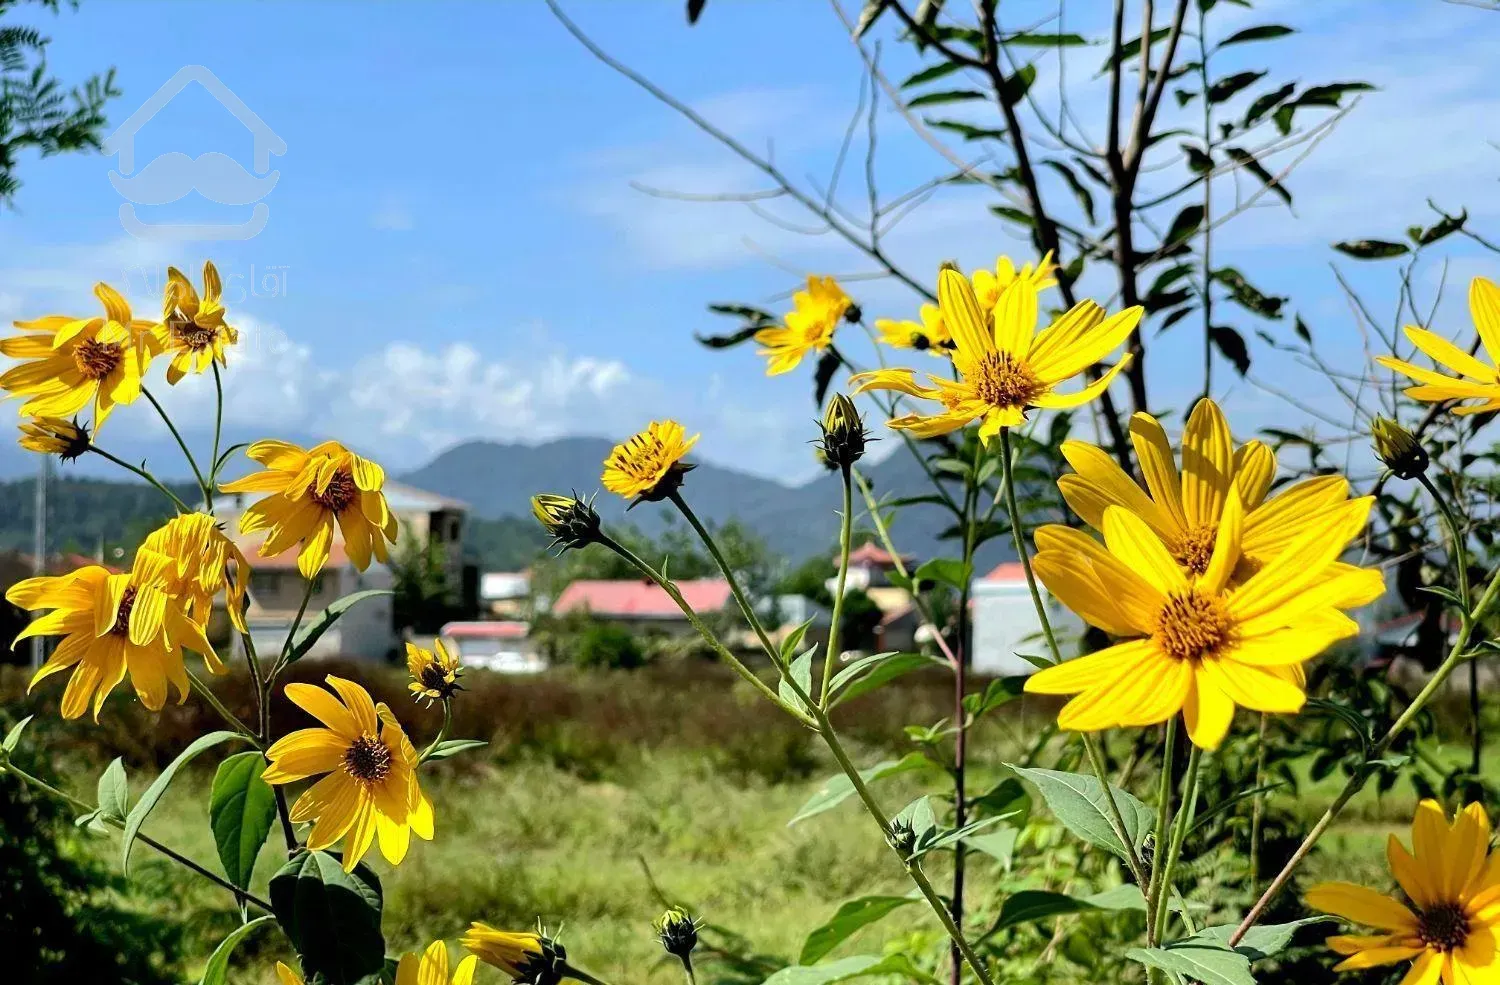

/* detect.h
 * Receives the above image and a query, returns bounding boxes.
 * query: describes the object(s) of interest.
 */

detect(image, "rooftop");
[552,578,733,618]
[843,543,912,567]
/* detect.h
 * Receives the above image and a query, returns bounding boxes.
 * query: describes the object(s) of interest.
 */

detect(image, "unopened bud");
[1372,418,1429,480]
[886,816,917,858]
[531,493,603,553]
[818,393,869,471]
[653,906,699,960]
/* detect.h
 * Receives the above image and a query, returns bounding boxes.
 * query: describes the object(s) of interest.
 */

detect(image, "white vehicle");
[439,620,545,674]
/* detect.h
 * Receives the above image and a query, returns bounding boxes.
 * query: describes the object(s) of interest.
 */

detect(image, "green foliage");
[391,534,460,633]
[572,620,648,670]
[208,751,276,892]
[270,850,386,985]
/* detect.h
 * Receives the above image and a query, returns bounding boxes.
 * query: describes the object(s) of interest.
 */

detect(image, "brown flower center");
[419,665,452,691]
[1171,524,1219,576]
[169,313,218,351]
[310,469,357,513]
[1154,590,1234,662]
[1418,901,1469,952]
[110,586,138,637]
[343,734,393,782]
[972,352,1044,409]
[72,339,124,381]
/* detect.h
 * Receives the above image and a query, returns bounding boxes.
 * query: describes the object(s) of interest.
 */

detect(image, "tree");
[1,0,120,206]
[390,534,458,634]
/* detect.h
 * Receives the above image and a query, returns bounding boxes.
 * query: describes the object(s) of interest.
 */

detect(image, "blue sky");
[3,0,1499,485]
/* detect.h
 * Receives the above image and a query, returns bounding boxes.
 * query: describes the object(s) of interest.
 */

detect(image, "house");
[228,535,394,661]
[551,578,733,636]
[970,561,1080,676]
[438,619,542,674]
[480,570,531,618]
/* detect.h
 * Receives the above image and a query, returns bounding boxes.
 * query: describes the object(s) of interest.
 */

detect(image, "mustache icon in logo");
[109,151,280,206]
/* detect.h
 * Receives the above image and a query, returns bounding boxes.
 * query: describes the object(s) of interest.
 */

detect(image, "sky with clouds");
[2,0,1498,486]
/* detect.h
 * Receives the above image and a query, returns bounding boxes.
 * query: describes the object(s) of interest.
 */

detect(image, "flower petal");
[1129,412,1189,530]
[1405,325,1494,381]
[1102,506,1187,596]
[1306,882,1420,933]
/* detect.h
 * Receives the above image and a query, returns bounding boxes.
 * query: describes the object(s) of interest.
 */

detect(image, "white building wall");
[971,580,1082,676]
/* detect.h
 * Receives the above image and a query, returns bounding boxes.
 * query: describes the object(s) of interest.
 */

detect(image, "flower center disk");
[1154,590,1234,662]
[310,469,358,513]
[73,339,123,381]
[420,665,451,691]
[170,314,218,351]
[973,352,1043,409]
[1418,901,1469,952]
[343,734,393,782]
[1172,524,1219,576]
[110,586,138,637]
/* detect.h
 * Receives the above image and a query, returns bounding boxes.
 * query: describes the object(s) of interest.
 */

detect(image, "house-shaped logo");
[104,65,285,241]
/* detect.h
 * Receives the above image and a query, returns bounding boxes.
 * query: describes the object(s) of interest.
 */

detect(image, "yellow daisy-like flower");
[407,639,462,705]
[0,283,158,428]
[462,925,567,984]
[262,675,434,872]
[1024,495,1373,749]
[601,420,699,503]
[140,512,251,632]
[849,265,1141,442]
[875,303,953,356]
[155,261,238,385]
[970,251,1057,312]
[219,440,398,578]
[275,962,304,985]
[754,275,851,375]
[6,549,223,720]
[1375,277,1500,415]
[1057,397,1383,609]
[396,941,479,985]
[18,416,91,461]
[1307,800,1500,985]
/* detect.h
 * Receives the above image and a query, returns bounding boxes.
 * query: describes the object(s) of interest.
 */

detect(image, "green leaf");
[1127,942,1254,985]
[285,590,394,666]
[1208,71,1267,104]
[1042,159,1095,224]
[832,653,938,707]
[696,325,763,349]
[762,954,937,985]
[789,753,936,826]
[813,350,841,408]
[924,119,1007,142]
[1099,27,1172,73]
[1244,82,1296,126]
[854,0,889,38]
[1224,146,1291,206]
[123,731,247,875]
[1297,81,1375,107]
[990,205,1035,228]
[96,757,130,823]
[1191,917,1330,961]
[270,850,386,985]
[687,0,707,24]
[1164,204,1205,248]
[1417,208,1467,246]
[963,829,1018,867]
[1211,326,1251,376]
[1008,766,1154,859]
[921,815,1010,855]
[906,89,987,109]
[892,795,938,847]
[1004,32,1088,46]
[799,896,917,964]
[1,714,33,754]
[210,751,277,891]
[780,617,817,664]
[962,676,1026,718]
[425,738,488,761]
[1217,24,1294,47]
[901,62,963,89]
[706,303,776,324]
[779,648,816,714]
[999,65,1037,108]
[913,558,971,591]
[1334,240,1410,260]
[200,915,275,985]
[992,890,1098,934]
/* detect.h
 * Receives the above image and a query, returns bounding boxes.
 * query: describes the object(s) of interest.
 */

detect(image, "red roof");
[845,543,911,566]
[442,620,529,639]
[552,578,732,618]
[981,562,1027,583]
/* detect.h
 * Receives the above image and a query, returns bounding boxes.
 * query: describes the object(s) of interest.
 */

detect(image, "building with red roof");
[551,578,733,628]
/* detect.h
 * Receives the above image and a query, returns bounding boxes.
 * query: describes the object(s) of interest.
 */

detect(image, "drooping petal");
[263,728,349,783]
[1202,658,1306,714]
[1305,882,1420,933]
[1031,353,1133,409]
[1182,674,1236,749]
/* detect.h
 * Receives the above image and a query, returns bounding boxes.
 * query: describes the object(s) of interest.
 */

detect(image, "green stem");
[87,446,191,514]
[187,669,261,747]
[820,465,855,706]
[681,956,698,985]
[669,492,780,660]
[141,386,211,508]
[563,964,618,985]
[1143,717,1179,946]
[418,699,454,764]
[1248,713,1268,894]
[1152,744,1203,942]
[209,362,225,488]
[273,577,319,677]
[2,760,273,911]
[598,533,811,725]
[998,428,1061,664]
[1419,472,1470,608]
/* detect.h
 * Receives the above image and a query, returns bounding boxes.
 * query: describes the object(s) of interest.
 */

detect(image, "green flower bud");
[1372,418,1429,480]
[818,393,869,471]
[886,816,917,858]
[531,493,603,553]
[653,906,700,960]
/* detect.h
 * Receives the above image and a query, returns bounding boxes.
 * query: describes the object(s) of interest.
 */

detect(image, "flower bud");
[886,816,917,858]
[1372,418,1429,480]
[818,393,869,471]
[653,906,700,960]
[18,416,91,462]
[532,493,603,553]
[462,924,569,985]
[843,302,863,324]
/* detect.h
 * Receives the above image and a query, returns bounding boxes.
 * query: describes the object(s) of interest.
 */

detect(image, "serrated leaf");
[210,751,277,891]
[1127,944,1253,985]
[426,738,488,761]
[123,731,247,875]
[285,590,394,666]
[1191,917,1330,961]
[96,757,130,822]
[1009,766,1154,859]
[799,896,917,964]
[790,753,936,826]
[270,850,385,985]
[200,915,275,985]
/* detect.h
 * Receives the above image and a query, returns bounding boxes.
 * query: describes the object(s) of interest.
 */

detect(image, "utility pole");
[31,455,48,670]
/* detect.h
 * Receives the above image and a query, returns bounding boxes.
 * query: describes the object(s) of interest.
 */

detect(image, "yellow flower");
[462,924,567,985]
[140,512,251,632]
[6,549,223,720]
[875,303,953,356]
[18,416,91,461]
[396,941,479,985]
[1307,800,1500,984]
[219,440,398,578]
[407,639,462,705]
[155,261,237,384]
[1024,496,1373,749]
[1057,397,1383,609]
[754,275,851,375]
[601,420,698,502]
[850,265,1141,442]
[0,283,158,428]
[970,251,1057,312]
[262,675,433,872]
[1375,277,1500,415]
[275,962,303,985]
